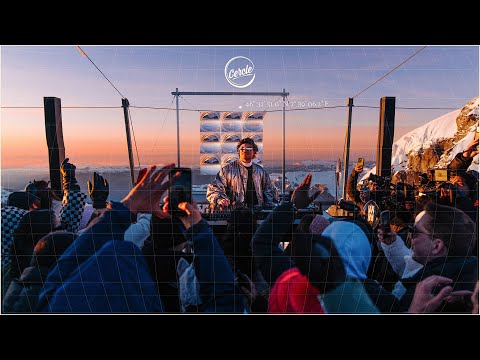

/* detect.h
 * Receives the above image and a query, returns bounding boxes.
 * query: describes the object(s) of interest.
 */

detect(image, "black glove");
[61,158,80,191]
[87,172,109,209]
[291,233,346,293]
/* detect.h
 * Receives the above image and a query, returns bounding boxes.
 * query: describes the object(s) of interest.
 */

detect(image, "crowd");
[1,137,478,314]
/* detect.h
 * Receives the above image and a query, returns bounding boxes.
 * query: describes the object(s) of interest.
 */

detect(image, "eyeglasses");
[239,147,254,152]
[407,224,430,239]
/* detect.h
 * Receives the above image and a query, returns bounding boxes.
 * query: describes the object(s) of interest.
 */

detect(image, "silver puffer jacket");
[206,160,276,206]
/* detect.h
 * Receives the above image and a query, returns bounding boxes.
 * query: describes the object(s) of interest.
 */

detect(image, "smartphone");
[356,158,365,168]
[380,210,390,234]
[168,167,192,217]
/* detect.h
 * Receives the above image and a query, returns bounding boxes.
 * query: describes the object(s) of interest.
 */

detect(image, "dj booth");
[199,203,320,227]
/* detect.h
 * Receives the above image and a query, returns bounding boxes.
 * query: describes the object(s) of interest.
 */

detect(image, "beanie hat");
[309,215,330,235]
[268,267,324,314]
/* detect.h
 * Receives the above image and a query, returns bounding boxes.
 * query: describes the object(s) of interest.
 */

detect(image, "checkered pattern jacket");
[1,206,28,268]
[60,189,87,233]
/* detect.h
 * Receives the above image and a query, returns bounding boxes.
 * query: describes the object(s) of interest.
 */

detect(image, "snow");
[361,97,479,180]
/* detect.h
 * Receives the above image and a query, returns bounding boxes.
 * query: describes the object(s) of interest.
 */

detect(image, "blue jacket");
[37,202,163,313]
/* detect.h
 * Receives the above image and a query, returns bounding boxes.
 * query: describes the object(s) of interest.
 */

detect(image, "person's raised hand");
[177,199,203,230]
[377,227,397,246]
[87,172,110,209]
[61,158,79,191]
[218,198,230,207]
[136,168,148,186]
[121,163,176,218]
[291,174,321,209]
[354,164,364,173]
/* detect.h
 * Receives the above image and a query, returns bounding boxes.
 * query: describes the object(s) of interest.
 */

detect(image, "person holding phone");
[206,138,276,209]
[346,158,369,210]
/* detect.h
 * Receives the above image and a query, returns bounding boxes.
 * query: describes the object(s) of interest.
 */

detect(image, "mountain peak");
[362,96,479,181]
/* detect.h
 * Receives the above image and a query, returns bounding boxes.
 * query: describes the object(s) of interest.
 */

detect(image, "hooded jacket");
[322,221,398,312]
[43,240,163,313]
[2,265,50,313]
[37,202,163,313]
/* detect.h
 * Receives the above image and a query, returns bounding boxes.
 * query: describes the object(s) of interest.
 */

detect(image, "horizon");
[1,46,478,170]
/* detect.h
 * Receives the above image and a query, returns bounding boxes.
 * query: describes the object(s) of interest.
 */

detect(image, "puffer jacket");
[206,160,275,206]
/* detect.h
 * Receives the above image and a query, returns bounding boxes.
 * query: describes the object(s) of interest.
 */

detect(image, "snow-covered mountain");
[362,96,479,180]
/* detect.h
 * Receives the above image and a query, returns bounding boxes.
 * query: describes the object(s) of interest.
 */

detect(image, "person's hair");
[31,231,76,268]
[390,209,412,227]
[7,192,38,210]
[25,180,60,209]
[415,195,433,216]
[423,203,476,257]
[296,214,315,233]
[236,138,258,152]
[459,171,478,202]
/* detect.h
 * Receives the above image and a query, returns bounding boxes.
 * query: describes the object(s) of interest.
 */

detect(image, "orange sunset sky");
[2,46,478,169]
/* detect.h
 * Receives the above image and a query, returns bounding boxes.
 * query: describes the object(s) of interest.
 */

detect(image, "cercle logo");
[224,56,256,88]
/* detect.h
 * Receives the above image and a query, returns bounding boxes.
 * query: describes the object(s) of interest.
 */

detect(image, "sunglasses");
[239,147,254,152]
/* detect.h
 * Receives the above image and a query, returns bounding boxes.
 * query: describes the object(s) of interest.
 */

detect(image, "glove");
[61,158,80,191]
[87,172,109,209]
[291,233,346,293]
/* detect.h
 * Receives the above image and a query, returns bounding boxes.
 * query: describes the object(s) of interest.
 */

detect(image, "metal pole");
[342,98,354,199]
[122,98,135,187]
[282,89,286,202]
[44,97,65,197]
[176,88,180,167]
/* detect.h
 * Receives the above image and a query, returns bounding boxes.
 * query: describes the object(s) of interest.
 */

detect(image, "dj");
[206,138,276,209]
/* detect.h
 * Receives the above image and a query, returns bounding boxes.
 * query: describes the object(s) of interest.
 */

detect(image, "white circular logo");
[224,56,256,88]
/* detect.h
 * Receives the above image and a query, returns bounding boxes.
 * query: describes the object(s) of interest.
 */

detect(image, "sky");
[1,45,478,169]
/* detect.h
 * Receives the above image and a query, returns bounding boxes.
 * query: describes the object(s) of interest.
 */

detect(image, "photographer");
[346,162,387,215]
[377,203,478,312]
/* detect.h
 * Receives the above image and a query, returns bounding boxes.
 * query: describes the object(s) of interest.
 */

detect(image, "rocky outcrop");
[312,185,336,207]
[454,97,479,142]
[406,97,478,176]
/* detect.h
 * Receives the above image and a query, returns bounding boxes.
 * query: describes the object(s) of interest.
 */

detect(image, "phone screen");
[380,210,390,233]
[357,158,364,168]
[168,168,192,216]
